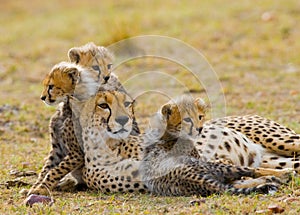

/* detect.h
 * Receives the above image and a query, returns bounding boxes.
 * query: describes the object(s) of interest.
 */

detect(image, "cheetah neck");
[161,131,180,142]
[74,68,100,101]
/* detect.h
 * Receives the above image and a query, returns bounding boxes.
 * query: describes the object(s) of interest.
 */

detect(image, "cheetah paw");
[27,184,50,196]
[256,183,279,195]
[56,177,77,191]
[233,176,282,189]
[275,168,296,183]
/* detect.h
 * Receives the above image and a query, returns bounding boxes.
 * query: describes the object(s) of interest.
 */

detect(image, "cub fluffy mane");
[54,61,100,101]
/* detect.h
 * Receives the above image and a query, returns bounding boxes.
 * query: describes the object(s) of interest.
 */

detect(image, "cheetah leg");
[56,168,86,191]
[145,165,278,196]
[204,165,281,195]
[26,140,67,195]
[253,167,294,183]
[199,177,275,196]
[260,153,300,174]
[209,163,256,181]
[262,135,300,157]
[31,120,69,187]
[31,147,66,188]
[195,166,275,195]
[211,162,293,183]
[70,168,85,185]
[232,176,283,188]
[27,152,83,196]
[54,118,86,191]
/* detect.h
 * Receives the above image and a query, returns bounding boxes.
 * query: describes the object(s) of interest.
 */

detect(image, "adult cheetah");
[75,89,147,193]
[207,115,300,157]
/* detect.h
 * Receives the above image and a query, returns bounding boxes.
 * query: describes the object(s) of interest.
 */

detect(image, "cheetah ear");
[195,98,209,113]
[98,46,114,61]
[66,68,80,85]
[161,103,172,119]
[68,48,81,64]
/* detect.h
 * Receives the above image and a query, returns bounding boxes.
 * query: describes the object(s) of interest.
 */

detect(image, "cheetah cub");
[140,96,290,196]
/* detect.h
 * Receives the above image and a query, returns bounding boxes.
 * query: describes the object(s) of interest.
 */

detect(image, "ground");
[1,0,300,214]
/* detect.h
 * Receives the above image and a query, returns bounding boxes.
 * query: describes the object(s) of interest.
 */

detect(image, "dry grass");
[1,0,300,214]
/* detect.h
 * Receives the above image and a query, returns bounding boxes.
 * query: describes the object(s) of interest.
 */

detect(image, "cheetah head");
[41,61,101,106]
[160,96,207,137]
[40,62,81,106]
[84,89,134,140]
[68,42,114,84]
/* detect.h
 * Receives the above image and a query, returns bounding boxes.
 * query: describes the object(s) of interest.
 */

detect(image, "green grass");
[1,0,300,214]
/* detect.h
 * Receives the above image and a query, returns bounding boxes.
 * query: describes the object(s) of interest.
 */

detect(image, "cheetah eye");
[48,85,54,90]
[98,103,109,109]
[199,115,204,120]
[183,117,192,123]
[107,64,113,70]
[124,101,132,107]
[92,65,100,72]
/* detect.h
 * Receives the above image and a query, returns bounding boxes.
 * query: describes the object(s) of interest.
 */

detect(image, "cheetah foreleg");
[27,152,83,196]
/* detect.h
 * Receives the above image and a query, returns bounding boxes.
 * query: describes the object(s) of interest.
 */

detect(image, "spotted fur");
[28,117,84,195]
[204,115,300,172]
[208,115,300,157]
[29,43,138,195]
[78,90,147,193]
[68,42,139,134]
[156,98,299,172]
[140,96,290,196]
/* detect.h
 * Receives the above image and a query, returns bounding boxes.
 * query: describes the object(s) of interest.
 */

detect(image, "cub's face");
[68,42,113,84]
[92,90,134,139]
[40,62,79,106]
[161,97,207,137]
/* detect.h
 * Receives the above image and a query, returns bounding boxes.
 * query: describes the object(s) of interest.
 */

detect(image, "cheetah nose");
[196,127,203,134]
[40,96,46,101]
[115,116,129,126]
[104,76,110,82]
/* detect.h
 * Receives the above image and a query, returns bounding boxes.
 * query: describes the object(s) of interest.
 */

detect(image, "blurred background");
[1,0,299,113]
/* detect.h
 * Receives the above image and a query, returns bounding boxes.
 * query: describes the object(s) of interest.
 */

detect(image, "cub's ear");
[66,68,79,84]
[98,46,114,61]
[161,103,172,118]
[194,98,209,113]
[68,47,80,64]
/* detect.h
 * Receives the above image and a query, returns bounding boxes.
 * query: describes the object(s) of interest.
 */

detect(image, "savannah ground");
[1,0,300,214]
